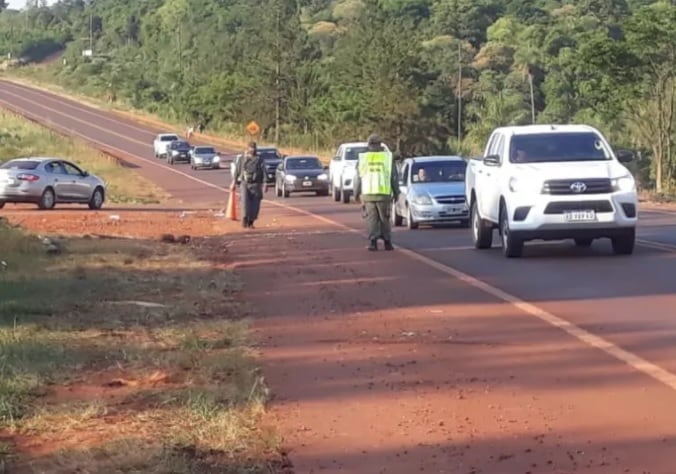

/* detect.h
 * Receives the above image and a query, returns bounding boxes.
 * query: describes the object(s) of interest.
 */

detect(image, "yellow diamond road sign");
[246,121,261,136]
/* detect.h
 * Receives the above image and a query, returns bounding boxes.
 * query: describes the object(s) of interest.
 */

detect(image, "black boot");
[384,240,394,251]
[242,217,249,228]
[367,239,378,251]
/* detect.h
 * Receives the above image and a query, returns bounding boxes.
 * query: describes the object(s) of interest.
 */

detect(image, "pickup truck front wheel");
[391,201,403,227]
[406,205,419,230]
[611,228,635,255]
[471,199,492,249]
[500,202,523,258]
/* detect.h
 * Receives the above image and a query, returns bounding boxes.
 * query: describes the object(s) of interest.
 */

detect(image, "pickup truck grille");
[542,178,613,195]
[434,195,465,204]
[544,200,614,214]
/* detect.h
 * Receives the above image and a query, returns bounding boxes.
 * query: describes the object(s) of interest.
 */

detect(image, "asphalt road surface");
[3,79,676,472]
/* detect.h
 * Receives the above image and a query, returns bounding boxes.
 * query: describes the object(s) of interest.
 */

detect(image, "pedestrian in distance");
[233,141,265,229]
[354,134,400,251]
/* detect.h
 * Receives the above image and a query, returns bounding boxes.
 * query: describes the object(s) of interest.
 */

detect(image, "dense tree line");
[1,0,675,192]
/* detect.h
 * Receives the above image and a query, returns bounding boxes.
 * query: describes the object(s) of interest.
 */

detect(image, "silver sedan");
[0,157,106,210]
[189,146,221,170]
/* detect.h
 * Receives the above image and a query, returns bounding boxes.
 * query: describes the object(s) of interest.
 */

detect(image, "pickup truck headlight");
[213,156,220,162]
[411,194,432,205]
[285,175,297,182]
[317,173,328,180]
[611,175,635,192]
[509,176,540,193]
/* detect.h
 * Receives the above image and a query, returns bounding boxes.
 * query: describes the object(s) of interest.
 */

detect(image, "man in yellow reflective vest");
[354,134,400,251]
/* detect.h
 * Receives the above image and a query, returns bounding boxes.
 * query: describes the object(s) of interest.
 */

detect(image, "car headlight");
[611,174,635,192]
[317,173,328,180]
[509,176,540,193]
[213,156,220,162]
[285,175,297,182]
[411,194,432,205]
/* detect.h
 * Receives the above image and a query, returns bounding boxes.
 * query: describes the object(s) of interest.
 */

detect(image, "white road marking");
[4,87,676,392]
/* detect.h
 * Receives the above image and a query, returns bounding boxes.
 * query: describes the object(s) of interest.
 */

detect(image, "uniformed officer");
[233,141,265,228]
[354,134,400,251]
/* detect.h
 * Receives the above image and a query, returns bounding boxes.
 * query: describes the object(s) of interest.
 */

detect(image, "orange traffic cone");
[225,186,238,221]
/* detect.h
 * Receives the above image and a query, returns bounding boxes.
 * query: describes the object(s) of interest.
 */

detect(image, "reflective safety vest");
[358,151,393,195]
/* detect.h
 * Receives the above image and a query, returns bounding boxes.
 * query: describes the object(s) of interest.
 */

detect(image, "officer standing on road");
[354,134,400,251]
[233,141,265,229]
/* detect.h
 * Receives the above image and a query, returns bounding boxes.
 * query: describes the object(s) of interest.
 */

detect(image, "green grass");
[0,109,168,204]
[0,221,280,472]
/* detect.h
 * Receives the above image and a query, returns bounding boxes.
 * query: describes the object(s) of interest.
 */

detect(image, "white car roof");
[157,133,179,137]
[341,141,391,149]
[494,124,600,136]
[406,155,465,163]
[8,157,60,162]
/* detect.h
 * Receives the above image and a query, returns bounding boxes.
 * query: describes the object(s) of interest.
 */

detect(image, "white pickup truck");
[465,124,638,258]
[153,133,180,158]
[328,141,391,203]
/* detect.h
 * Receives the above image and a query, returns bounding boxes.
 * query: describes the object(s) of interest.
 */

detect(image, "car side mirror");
[616,149,635,163]
[82,171,89,177]
[483,155,500,166]
[323,165,329,170]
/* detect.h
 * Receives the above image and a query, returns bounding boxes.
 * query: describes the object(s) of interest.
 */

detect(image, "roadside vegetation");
[0,109,167,205]
[0,219,282,472]
[0,0,674,195]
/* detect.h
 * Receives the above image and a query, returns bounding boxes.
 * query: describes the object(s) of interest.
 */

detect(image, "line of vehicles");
[0,124,640,259]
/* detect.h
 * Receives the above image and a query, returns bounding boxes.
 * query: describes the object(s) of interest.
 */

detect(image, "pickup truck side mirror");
[483,155,500,166]
[323,165,329,170]
[616,149,635,163]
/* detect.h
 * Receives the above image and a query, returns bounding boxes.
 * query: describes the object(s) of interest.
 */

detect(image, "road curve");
[3,78,676,471]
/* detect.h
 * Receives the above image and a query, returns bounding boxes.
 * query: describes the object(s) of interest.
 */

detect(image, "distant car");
[189,146,220,170]
[257,146,284,184]
[0,157,106,210]
[153,133,179,158]
[392,156,469,229]
[275,156,329,198]
[167,140,191,165]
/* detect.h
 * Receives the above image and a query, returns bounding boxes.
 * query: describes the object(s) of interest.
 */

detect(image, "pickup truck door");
[481,134,505,222]
[329,147,342,188]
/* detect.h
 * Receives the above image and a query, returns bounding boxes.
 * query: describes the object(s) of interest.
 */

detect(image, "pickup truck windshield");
[411,161,466,183]
[345,147,369,160]
[509,132,611,163]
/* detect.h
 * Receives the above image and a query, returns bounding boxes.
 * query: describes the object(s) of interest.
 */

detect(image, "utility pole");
[457,40,463,143]
[274,3,281,144]
[527,67,535,124]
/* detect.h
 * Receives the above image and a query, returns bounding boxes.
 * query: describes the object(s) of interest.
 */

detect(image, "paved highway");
[4,79,676,462]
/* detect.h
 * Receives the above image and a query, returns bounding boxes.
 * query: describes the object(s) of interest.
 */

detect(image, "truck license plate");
[302,181,313,187]
[564,210,596,222]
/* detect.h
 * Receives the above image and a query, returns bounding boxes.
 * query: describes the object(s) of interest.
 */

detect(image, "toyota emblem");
[570,181,587,193]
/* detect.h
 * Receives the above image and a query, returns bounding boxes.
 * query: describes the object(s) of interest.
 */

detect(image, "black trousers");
[240,183,263,222]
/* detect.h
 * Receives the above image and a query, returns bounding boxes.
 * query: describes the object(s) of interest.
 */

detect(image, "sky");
[7,0,58,10]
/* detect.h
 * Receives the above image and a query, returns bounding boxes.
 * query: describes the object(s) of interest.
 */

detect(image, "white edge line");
[3,93,676,393]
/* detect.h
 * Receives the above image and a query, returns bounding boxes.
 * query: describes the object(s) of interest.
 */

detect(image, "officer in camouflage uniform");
[354,134,400,251]
[233,141,265,228]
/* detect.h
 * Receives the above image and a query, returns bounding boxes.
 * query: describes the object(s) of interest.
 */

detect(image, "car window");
[334,147,343,161]
[44,161,67,174]
[259,150,280,161]
[62,162,83,176]
[401,163,410,183]
[286,157,322,170]
[411,161,467,183]
[509,132,611,163]
[195,147,215,154]
[0,160,40,170]
[160,135,178,142]
[345,146,369,161]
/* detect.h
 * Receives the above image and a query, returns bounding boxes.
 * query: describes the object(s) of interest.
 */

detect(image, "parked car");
[275,155,329,198]
[328,141,391,204]
[393,156,469,229]
[167,140,192,165]
[153,133,179,158]
[0,157,106,210]
[465,124,638,257]
[189,146,220,170]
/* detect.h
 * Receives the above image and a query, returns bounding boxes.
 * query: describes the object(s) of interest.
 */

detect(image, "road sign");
[246,121,261,136]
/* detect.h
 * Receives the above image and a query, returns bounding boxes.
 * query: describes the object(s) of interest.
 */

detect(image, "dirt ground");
[6,204,676,474]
